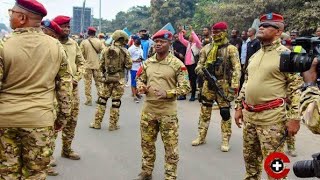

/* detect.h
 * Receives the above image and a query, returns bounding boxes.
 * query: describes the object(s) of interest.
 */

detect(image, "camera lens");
[293,160,315,178]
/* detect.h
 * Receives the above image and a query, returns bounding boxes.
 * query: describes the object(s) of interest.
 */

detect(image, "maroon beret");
[260,13,284,23]
[88,27,97,33]
[152,30,173,41]
[212,21,228,30]
[16,0,47,17]
[52,15,71,26]
[41,20,63,35]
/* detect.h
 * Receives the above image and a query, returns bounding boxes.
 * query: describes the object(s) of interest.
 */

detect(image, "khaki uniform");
[59,38,85,155]
[136,53,191,180]
[0,27,72,179]
[91,41,132,129]
[235,39,302,180]
[194,42,241,147]
[300,86,320,134]
[80,37,104,103]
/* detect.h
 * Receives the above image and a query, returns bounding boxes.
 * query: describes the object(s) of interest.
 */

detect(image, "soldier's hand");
[286,119,300,136]
[154,88,167,99]
[195,65,204,76]
[138,85,151,94]
[234,109,243,128]
[302,57,318,83]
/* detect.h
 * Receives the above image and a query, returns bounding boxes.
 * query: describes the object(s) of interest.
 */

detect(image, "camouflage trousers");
[286,135,295,151]
[140,112,179,180]
[197,81,232,142]
[92,79,125,128]
[59,86,80,154]
[0,127,53,180]
[84,68,102,102]
[243,121,286,180]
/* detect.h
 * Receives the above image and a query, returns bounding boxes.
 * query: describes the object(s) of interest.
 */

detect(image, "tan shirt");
[61,38,85,81]
[0,27,72,127]
[236,39,302,125]
[137,53,191,115]
[80,37,104,69]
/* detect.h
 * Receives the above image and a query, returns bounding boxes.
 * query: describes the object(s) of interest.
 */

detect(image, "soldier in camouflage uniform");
[53,15,86,160]
[90,30,132,131]
[134,30,190,180]
[192,22,241,152]
[300,57,320,134]
[234,13,302,180]
[80,27,105,106]
[41,19,66,176]
[0,1,72,179]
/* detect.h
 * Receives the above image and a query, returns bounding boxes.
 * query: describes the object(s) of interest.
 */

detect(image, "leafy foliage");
[92,0,320,36]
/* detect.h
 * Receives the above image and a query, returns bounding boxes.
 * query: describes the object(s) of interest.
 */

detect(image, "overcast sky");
[0,0,150,26]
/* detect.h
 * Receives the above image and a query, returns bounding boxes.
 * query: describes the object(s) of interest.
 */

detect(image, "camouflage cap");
[111,30,129,42]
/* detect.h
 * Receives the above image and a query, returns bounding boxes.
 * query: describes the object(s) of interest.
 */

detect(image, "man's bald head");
[10,5,43,29]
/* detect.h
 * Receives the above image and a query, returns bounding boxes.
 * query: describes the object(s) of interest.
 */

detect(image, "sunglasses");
[8,9,25,17]
[259,23,279,29]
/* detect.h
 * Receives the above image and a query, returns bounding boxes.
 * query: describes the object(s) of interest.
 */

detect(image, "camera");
[293,153,320,178]
[279,37,320,73]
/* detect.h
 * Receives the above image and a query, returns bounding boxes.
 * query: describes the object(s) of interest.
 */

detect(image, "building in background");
[72,6,93,34]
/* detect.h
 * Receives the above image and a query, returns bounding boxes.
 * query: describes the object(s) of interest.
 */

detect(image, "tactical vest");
[209,44,231,82]
[103,44,127,83]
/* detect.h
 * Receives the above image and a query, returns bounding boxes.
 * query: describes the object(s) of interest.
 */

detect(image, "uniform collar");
[14,27,43,34]
[261,38,281,52]
[149,52,173,64]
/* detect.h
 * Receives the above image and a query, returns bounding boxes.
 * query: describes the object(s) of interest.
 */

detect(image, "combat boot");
[108,125,120,131]
[46,166,59,176]
[220,138,230,152]
[133,172,152,180]
[62,150,81,160]
[191,137,206,146]
[89,122,101,129]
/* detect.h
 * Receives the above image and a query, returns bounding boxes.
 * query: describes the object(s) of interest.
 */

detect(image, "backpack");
[103,44,127,83]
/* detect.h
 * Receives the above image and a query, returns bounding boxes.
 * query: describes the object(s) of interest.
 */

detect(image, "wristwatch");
[301,82,317,91]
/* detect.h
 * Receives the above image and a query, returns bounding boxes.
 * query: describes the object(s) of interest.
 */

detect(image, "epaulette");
[0,35,12,49]
[276,44,290,53]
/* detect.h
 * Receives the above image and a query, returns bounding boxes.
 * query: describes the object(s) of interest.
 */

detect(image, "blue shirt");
[141,39,151,60]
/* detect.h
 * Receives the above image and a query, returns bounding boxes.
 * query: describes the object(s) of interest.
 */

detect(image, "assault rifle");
[202,67,231,102]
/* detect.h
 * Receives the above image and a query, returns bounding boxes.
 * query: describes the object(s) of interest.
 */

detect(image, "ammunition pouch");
[105,71,121,83]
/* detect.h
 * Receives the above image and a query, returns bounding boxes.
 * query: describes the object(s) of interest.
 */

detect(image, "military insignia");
[43,19,51,27]
[266,13,273,20]
[164,33,169,39]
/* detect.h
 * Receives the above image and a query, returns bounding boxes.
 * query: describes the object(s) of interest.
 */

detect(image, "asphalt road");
[48,80,320,180]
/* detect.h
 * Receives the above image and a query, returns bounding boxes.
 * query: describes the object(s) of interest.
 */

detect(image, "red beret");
[41,20,63,35]
[88,27,97,33]
[260,13,284,23]
[52,16,71,26]
[16,0,47,17]
[212,22,228,30]
[152,30,173,41]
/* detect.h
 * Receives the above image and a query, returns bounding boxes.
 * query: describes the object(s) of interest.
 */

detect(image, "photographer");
[300,57,320,134]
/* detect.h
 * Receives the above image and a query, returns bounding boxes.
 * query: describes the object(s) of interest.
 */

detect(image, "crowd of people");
[1,0,320,180]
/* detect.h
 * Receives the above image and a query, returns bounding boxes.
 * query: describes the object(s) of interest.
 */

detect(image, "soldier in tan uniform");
[53,15,85,160]
[41,19,66,176]
[134,30,191,180]
[192,22,241,152]
[300,57,320,134]
[90,30,132,131]
[234,13,302,180]
[80,27,104,106]
[0,0,72,179]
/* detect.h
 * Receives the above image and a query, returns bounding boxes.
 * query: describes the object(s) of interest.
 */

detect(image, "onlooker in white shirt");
[128,36,144,103]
